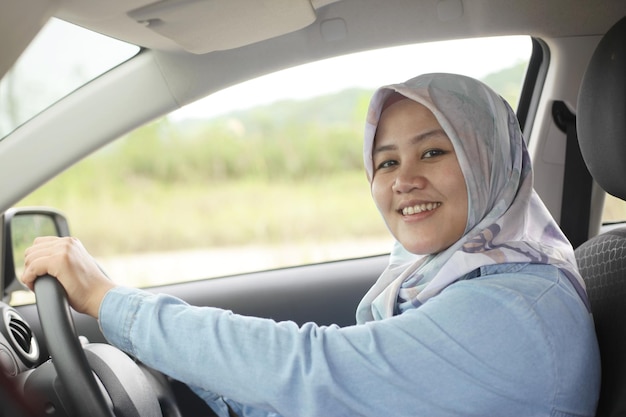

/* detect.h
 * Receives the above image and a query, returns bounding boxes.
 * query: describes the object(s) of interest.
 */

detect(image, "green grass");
[19,171,390,257]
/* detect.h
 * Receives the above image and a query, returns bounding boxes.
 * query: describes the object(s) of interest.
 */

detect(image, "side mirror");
[2,207,70,301]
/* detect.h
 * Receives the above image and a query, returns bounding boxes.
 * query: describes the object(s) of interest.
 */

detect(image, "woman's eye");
[422,149,446,159]
[376,160,398,170]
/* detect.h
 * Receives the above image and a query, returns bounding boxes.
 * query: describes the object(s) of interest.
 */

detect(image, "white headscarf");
[356,73,587,323]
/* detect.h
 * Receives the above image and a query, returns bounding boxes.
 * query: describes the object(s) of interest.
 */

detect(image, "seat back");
[576,229,626,416]
[574,16,626,417]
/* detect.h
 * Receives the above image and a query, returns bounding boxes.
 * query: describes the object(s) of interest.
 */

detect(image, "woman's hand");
[21,236,117,318]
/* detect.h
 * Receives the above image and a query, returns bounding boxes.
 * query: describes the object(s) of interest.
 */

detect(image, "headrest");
[577,16,626,200]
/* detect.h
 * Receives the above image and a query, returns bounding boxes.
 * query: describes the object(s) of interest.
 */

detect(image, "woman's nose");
[391,166,426,193]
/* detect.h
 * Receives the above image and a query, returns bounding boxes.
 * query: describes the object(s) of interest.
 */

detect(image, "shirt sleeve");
[98,269,598,417]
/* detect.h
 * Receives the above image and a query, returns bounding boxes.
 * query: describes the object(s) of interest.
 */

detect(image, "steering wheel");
[34,275,163,417]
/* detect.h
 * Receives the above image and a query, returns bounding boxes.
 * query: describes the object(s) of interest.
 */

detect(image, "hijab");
[356,73,587,323]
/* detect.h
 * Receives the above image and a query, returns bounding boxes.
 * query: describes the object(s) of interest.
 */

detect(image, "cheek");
[370,178,389,213]
[448,167,469,231]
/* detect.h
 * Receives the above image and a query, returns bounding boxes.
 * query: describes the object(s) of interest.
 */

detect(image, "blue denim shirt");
[99,263,600,417]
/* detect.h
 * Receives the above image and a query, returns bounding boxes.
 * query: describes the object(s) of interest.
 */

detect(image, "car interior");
[3,0,626,416]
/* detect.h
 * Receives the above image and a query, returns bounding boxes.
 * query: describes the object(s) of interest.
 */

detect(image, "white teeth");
[402,202,441,216]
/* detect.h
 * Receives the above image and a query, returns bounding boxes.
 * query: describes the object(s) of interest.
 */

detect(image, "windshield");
[0,18,139,139]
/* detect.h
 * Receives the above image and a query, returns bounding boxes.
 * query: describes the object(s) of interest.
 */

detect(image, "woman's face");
[371,98,468,255]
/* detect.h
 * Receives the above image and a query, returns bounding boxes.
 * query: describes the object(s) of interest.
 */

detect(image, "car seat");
[574,16,626,417]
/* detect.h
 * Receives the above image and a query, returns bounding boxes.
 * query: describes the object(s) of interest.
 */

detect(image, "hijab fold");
[356,73,587,324]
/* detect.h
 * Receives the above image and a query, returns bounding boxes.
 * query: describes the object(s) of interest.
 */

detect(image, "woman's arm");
[98,268,595,417]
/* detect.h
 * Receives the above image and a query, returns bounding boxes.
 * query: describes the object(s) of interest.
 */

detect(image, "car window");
[0,18,139,139]
[602,194,626,224]
[12,36,531,303]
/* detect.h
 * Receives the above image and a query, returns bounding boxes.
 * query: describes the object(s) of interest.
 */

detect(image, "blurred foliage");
[65,88,372,185]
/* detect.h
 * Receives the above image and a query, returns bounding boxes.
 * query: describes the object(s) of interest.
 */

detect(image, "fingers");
[20,236,117,317]
[21,254,52,291]
[22,236,75,290]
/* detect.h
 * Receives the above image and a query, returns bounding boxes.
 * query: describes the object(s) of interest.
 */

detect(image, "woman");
[21,73,600,416]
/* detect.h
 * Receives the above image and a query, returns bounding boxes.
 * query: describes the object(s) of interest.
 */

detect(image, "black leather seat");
[574,16,626,417]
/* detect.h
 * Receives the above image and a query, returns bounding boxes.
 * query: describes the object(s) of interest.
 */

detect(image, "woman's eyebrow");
[373,128,448,155]
[410,128,448,144]
[372,143,396,155]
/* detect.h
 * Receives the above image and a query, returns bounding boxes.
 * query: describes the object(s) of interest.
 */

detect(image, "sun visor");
[128,0,321,54]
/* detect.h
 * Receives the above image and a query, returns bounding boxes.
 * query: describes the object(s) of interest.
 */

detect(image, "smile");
[401,202,441,216]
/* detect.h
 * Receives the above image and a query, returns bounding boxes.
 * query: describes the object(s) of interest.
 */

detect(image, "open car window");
[12,36,532,303]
